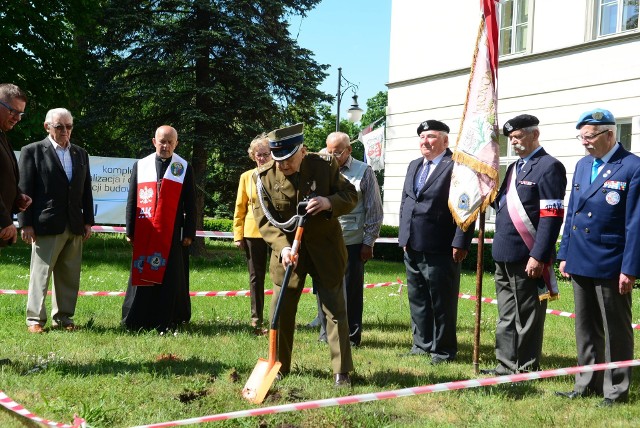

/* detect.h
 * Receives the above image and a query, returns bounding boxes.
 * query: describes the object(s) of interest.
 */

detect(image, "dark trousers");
[494,260,547,374]
[269,248,352,375]
[319,244,365,345]
[571,275,633,401]
[243,237,268,326]
[404,247,460,360]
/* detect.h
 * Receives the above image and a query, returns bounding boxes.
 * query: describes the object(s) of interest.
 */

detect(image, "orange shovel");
[242,213,307,404]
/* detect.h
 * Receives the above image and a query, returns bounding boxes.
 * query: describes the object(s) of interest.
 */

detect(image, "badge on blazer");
[605,191,620,205]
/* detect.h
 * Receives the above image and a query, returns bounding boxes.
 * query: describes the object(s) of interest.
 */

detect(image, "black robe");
[121,155,196,331]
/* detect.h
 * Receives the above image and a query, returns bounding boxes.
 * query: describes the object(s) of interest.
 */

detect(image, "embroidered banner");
[448,0,500,231]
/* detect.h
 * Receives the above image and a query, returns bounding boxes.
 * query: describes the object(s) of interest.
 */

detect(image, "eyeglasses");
[50,123,74,131]
[255,152,271,158]
[575,129,609,142]
[0,100,25,118]
[328,150,346,158]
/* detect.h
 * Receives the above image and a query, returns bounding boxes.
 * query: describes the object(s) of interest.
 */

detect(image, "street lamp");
[335,67,364,132]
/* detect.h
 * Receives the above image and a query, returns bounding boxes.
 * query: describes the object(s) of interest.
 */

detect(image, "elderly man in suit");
[0,83,31,250]
[481,114,566,376]
[19,108,94,333]
[556,108,640,407]
[253,123,357,386]
[398,120,474,364]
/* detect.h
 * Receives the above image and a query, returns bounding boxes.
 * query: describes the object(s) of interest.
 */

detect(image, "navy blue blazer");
[492,148,566,263]
[18,138,94,236]
[558,145,640,279]
[398,149,474,253]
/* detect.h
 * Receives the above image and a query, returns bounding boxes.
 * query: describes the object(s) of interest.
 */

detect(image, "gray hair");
[248,133,269,161]
[45,108,73,124]
[595,124,617,138]
[0,83,27,103]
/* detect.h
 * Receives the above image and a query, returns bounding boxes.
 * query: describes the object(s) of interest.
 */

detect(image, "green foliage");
[0,0,103,146]
[202,217,233,233]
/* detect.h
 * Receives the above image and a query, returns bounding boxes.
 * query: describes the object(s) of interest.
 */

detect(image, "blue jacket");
[558,145,640,279]
[398,149,474,253]
[492,148,567,263]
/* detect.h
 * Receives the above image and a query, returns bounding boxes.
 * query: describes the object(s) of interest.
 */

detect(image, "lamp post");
[335,67,364,132]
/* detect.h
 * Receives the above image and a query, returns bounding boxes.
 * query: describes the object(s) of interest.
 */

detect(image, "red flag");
[448,0,500,231]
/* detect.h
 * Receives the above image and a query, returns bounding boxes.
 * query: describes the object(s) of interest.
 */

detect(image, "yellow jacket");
[233,168,262,240]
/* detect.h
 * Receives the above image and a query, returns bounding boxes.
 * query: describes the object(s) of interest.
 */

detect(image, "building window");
[597,0,639,37]
[618,122,632,150]
[499,0,530,56]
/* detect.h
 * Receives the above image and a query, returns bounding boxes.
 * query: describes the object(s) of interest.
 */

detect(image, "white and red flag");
[448,0,500,231]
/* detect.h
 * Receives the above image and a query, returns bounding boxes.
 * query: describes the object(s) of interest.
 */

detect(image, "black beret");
[502,114,539,136]
[417,120,450,135]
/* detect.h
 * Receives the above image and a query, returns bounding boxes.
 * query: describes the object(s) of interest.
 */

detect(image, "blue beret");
[576,108,615,129]
[503,114,539,136]
[267,123,304,161]
[417,120,449,135]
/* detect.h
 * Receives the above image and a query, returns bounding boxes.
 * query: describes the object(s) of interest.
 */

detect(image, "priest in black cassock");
[121,125,196,332]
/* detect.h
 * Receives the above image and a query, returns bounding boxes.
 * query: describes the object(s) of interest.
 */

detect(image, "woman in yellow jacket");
[233,134,271,334]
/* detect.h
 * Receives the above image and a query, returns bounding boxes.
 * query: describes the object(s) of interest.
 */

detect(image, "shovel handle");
[270,215,307,332]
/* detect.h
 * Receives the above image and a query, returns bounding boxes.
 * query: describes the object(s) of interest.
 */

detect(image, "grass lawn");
[1,234,639,427]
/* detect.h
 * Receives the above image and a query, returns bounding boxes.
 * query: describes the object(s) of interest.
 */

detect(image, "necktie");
[591,158,603,183]
[516,159,524,175]
[414,161,432,193]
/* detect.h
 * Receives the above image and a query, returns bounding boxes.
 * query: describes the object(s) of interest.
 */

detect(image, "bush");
[203,217,233,232]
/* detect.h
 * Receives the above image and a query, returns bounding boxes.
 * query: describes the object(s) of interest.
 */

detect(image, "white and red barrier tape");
[0,390,85,428]
[129,359,640,427]
[4,359,638,428]
[0,281,400,298]
[1,284,638,330]
[458,292,640,330]
[88,226,493,244]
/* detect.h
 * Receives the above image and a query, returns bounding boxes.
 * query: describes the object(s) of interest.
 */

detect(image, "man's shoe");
[27,324,44,334]
[598,398,615,408]
[334,373,351,388]
[555,391,582,399]
[64,323,77,331]
[430,356,452,365]
[306,317,321,328]
[253,327,268,336]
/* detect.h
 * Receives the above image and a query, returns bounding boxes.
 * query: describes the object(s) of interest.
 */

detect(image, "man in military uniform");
[557,108,640,407]
[253,123,357,387]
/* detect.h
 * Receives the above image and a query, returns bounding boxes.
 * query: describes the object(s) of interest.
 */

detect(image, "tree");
[0,0,101,146]
[80,0,330,252]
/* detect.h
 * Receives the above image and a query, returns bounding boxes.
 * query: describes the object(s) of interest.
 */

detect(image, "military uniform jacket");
[253,153,357,279]
[18,138,94,236]
[492,148,567,263]
[398,149,474,253]
[558,145,640,279]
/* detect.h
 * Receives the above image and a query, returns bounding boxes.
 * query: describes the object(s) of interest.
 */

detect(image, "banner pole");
[473,212,486,375]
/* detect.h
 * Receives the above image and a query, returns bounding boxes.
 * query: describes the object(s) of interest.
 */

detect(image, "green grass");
[1,234,639,427]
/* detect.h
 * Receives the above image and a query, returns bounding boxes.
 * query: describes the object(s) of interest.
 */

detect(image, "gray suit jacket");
[18,138,94,235]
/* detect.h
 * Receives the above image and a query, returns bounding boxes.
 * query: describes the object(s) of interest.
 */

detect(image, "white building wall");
[384,0,640,226]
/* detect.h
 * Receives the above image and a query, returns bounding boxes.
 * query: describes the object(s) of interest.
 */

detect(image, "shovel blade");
[242,358,282,404]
